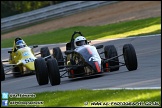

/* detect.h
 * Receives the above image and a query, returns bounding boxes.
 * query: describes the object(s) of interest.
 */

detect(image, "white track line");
[93,87,161,90]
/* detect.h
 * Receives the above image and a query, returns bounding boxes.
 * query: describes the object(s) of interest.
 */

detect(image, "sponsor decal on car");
[23,52,29,56]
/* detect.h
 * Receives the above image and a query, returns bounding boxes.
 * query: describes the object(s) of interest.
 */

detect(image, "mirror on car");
[66,42,71,50]
[8,50,12,53]
[33,45,38,48]
[87,41,91,44]
[96,45,103,49]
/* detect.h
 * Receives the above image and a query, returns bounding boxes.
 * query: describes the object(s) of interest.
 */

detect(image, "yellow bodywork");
[9,41,36,73]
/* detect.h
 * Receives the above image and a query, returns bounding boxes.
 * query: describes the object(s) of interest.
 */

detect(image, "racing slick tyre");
[1,61,5,81]
[53,47,64,68]
[40,47,51,61]
[13,67,22,77]
[34,58,49,85]
[47,58,60,86]
[123,44,138,71]
[104,45,119,72]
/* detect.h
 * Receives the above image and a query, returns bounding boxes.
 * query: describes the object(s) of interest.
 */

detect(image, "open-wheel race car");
[1,37,51,81]
[34,31,138,86]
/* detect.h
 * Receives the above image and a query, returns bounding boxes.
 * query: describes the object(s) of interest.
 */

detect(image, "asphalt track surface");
[1,34,161,93]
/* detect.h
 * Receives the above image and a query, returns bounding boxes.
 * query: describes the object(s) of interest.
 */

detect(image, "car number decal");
[22,58,35,64]
[89,55,100,62]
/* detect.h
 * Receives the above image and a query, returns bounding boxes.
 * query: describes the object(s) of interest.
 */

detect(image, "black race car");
[34,31,138,86]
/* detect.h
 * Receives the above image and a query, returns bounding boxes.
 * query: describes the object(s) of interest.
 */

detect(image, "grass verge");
[5,89,161,107]
[1,17,161,48]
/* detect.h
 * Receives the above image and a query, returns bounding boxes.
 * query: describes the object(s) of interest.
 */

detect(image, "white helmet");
[74,36,87,48]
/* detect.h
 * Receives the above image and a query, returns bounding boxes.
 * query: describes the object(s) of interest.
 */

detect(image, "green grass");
[6,89,161,107]
[1,17,161,48]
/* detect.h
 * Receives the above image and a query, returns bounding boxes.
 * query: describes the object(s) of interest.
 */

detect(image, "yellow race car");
[1,37,51,81]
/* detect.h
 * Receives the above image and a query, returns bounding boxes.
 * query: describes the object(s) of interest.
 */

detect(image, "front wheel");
[47,58,60,86]
[34,58,49,85]
[123,44,138,71]
[1,61,5,81]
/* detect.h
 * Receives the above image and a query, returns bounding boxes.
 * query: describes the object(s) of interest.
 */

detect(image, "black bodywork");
[54,31,102,78]
[57,31,123,78]
[35,31,138,86]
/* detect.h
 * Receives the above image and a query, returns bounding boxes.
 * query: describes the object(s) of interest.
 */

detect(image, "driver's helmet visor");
[76,40,86,46]
[17,44,25,49]
[16,40,25,49]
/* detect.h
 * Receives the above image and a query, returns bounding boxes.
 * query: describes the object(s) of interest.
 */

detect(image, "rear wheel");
[1,61,5,81]
[34,58,49,85]
[40,47,51,60]
[47,58,60,86]
[104,45,119,72]
[123,44,138,71]
[53,47,64,68]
